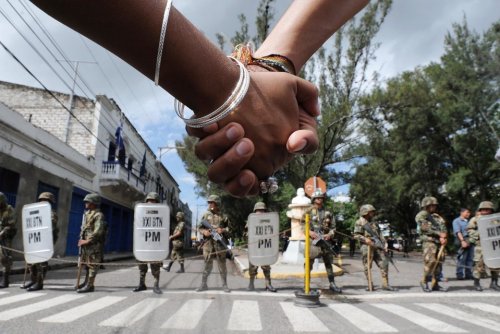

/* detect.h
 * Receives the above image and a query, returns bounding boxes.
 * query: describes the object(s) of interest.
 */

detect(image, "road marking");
[99,298,168,327]
[39,296,126,323]
[461,302,500,316]
[329,303,398,333]
[0,292,45,306]
[372,303,466,333]
[417,303,500,332]
[0,294,84,321]
[0,292,7,296]
[227,300,262,331]
[280,302,329,332]
[161,299,212,329]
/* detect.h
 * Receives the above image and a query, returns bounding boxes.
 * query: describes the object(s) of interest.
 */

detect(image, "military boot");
[153,277,162,294]
[247,277,255,291]
[431,283,448,292]
[489,278,500,291]
[75,270,89,290]
[196,276,208,292]
[382,277,397,292]
[0,272,9,289]
[27,273,44,292]
[265,279,277,293]
[474,278,483,291]
[328,275,342,293]
[420,280,431,293]
[21,270,37,290]
[133,276,147,292]
[176,263,185,273]
[163,262,173,272]
[77,276,95,293]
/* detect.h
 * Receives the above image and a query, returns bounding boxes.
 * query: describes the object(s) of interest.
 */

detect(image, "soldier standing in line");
[467,201,499,291]
[76,193,106,293]
[303,190,341,293]
[163,211,186,273]
[22,192,59,291]
[246,202,277,292]
[354,204,396,291]
[133,192,163,294]
[196,195,231,293]
[0,192,16,289]
[416,196,448,292]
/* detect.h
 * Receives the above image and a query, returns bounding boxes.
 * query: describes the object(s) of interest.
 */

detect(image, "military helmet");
[176,211,185,219]
[38,192,55,203]
[207,195,221,205]
[145,192,160,202]
[253,202,267,212]
[421,196,438,208]
[478,201,494,210]
[0,192,6,206]
[311,189,325,200]
[83,193,101,205]
[359,204,376,216]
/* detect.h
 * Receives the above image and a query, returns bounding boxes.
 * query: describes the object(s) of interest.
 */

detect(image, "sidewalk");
[233,249,343,279]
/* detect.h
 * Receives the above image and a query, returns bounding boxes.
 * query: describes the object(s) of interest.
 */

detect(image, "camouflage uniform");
[0,192,16,289]
[197,197,231,292]
[164,212,185,273]
[24,192,59,291]
[416,206,447,292]
[467,201,500,291]
[303,190,341,293]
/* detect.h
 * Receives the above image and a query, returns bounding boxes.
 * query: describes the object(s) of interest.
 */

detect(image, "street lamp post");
[157,145,186,160]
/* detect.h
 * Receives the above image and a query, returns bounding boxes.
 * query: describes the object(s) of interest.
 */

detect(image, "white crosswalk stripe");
[372,303,466,333]
[417,303,500,332]
[329,303,398,333]
[161,299,212,330]
[0,292,45,306]
[227,300,262,331]
[99,298,168,327]
[39,296,126,323]
[0,294,84,321]
[280,302,329,332]
[461,302,500,316]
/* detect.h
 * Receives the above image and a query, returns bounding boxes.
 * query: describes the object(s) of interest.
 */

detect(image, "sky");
[0,0,498,217]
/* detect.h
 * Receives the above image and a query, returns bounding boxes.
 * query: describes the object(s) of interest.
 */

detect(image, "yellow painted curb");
[243,265,343,279]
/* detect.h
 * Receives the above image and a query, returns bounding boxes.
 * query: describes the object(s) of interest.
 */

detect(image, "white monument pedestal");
[282,188,311,264]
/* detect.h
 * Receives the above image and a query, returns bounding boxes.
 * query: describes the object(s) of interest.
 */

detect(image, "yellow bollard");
[304,214,311,294]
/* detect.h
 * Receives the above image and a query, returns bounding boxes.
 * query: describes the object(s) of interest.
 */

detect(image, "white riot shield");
[22,202,53,264]
[248,212,279,266]
[478,213,500,269]
[133,203,170,262]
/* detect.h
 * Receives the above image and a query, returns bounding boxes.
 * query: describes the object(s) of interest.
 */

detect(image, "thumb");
[286,110,319,154]
[294,76,320,117]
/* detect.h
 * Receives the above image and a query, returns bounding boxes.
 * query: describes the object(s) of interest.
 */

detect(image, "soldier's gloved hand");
[188,72,320,197]
[364,238,373,246]
[309,231,318,239]
[201,229,211,237]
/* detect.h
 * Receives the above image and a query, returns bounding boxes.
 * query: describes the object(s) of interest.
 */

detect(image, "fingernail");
[236,141,252,156]
[293,139,307,152]
[226,126,240,141]
[239,174,253,186]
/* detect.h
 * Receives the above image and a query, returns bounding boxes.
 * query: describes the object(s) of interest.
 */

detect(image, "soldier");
[416,196,448,292]
[0,192,16,289]
[467,201,499,291]
[22,192,59,291]
[163,211,185,273]
[133,192,163,294]
[196,195,231,293]
[303,190,341,293]
[246,202,277,292]
[76,193,106,293]
[354,204,396,291]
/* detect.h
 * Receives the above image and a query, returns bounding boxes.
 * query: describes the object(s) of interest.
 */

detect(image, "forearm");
[255,0,369,71]
[30,0,238,116]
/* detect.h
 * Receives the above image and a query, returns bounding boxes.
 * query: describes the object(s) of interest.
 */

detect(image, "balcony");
[100,161,149,199]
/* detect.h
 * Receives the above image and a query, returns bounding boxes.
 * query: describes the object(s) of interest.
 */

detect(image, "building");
[0,81,191,258]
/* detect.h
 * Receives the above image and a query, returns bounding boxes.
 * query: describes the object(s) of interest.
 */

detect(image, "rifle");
[311,226,338,257]
[362,223,399,273]
[200,220,233,260]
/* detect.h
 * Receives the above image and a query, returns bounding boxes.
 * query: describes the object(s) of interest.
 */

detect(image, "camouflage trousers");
[201,239,227,281]
[81,245,102,278]
[170,240,184,264]
[308,244,335,278]
[248,263,271,279]
[361,245,388,280]
[0,239,12,273]
[472,245,499,280]
[137,261,161,279]
[28,262,48,280]
[422,241,444,282]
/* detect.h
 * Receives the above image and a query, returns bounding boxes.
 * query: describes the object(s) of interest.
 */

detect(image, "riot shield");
[247,212,279,266]
[22,202,53,264]
[133,203,170,262]
[478,213,500,269]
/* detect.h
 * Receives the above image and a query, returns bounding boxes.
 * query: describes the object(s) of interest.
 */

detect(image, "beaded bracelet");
[231,44,296,75]
[174,57,250,128]
[154,0,173,86]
